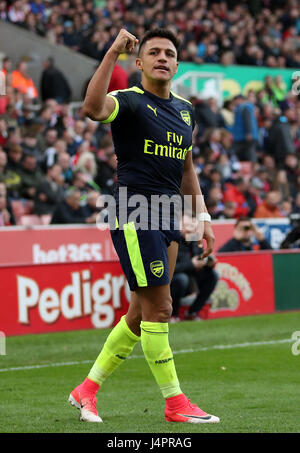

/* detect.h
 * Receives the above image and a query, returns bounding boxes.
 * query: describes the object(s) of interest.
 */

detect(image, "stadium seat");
[19,215,42,226]
[40,214,52,225]
[11,200,35,221]
[11,200,26,219]
[24,200,34,214]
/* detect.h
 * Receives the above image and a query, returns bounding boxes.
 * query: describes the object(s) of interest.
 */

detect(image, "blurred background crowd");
[0,0,300,232]
[1,0,300,68]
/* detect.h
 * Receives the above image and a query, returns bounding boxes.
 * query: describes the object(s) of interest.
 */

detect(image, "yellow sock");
[140,321,182,398]
[88,315,140,385]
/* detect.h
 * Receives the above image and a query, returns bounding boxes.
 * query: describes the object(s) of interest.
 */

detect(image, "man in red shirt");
[107,63,128,92]
[223,177,252,218]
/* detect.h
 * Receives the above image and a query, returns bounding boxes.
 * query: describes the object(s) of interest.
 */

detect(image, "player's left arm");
[180,149,215,258]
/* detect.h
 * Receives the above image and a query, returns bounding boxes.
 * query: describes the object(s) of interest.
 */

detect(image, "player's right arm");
[82,29,139,122]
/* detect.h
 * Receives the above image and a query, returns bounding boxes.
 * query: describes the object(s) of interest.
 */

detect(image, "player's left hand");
[198,222,215,259]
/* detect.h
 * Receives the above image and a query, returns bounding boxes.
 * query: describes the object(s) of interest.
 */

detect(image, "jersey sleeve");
[100,90,136,124]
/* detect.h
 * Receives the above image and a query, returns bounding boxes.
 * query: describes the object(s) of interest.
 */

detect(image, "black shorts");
[110,188,181,291]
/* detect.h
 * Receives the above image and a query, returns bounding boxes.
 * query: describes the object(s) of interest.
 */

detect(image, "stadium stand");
[1,0,300,68]
[0,0,299,227]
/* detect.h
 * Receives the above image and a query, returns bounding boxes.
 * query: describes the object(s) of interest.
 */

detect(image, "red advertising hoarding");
[0,223,235,266]
[0,252,276,336]
[0,225,119,265]
[204,252,275,319]
[0,261,130,336]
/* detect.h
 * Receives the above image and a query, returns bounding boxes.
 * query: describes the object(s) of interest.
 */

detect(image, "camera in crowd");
[280,214,300,249]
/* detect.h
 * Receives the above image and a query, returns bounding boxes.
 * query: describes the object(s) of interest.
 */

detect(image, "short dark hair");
[138,28,180,56]
[235,216,252,227]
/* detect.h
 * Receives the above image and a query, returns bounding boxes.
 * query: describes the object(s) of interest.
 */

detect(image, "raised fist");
[110,29,139,55]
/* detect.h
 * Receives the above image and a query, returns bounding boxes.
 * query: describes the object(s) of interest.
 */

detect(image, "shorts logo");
[180,110,191,126]
[150,260,164,278]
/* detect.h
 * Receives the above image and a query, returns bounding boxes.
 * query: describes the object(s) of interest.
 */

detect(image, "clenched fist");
[109,29,139,55]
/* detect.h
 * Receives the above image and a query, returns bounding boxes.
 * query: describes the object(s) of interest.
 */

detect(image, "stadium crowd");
[0,0,299,68]
[0,0,300,231]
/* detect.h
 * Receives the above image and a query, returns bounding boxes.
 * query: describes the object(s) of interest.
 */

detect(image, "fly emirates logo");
[144,131,192,160]
[17,270,131,329]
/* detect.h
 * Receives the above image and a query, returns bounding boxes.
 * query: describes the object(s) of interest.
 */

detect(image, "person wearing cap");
[62,20,82,51]
[267,108,295,165]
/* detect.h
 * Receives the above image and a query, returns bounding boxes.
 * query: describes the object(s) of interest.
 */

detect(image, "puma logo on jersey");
[147,104,157,116]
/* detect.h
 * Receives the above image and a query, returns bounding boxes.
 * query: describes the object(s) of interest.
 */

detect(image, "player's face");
[137,37,178,82]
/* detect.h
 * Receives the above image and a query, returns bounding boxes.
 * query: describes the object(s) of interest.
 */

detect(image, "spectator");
[72,170,90,195]
[11,60,38,99]
[7,0,28,24]
[0,119,8,147]
[170,215,219,322]
[0,148,21,196]
[62,20,82,51]
[95,150,117,195]
[82,190,102,220]
[21,10,46,36]
[198,162,215,199]
[0,182,15,226]
[50,188,95,224]
[207,185,224,217]
[34,163,64,215]
[21,133,42,162]
[29,0,46,18]
[200,128,223,162]
[57,152,73,185]
[2,1,300,70]
[267,111,295,164]
[40,57,72,103]
[17,153,43,199]
[284,154,299,189]
[220,100,235,127]
[223,177,253,218]
[215,153,233,182]
[6,144,23,172]
[279,199,292,217]
[75,151,97,183]
[80,31,110,61]
[292,192,300,214]
[214,200,236,220]
[272,75,288,106]
[254,190,284,218]
[194,97,225,136]
[1,1,300,228]
[218,216,272,252]
[108,64,129,93]
[231,94,259,163]
[272,169,291,201]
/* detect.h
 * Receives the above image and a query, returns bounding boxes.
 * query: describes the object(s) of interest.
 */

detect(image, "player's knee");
[156,296,173,323]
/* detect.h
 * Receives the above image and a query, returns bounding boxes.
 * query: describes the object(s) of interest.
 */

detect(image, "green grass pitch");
[0,311,299,433]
